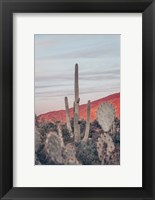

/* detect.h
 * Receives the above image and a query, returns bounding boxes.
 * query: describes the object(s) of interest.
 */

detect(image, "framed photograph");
[0,0,155,199]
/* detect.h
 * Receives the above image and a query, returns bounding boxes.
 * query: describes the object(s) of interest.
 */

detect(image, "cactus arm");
[64,96,73,138]
[83,100,91,142]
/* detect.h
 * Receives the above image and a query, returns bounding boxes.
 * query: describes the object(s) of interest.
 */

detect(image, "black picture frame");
[0,0,155,199]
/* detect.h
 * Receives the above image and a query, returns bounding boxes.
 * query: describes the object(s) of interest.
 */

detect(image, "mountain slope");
[37,93,120,123]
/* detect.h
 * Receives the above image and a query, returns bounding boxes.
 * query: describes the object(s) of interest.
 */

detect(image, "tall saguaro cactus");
[64,64,91,143]
[64,96,73,138]
[83,100,91,142]
[74,64,81,142]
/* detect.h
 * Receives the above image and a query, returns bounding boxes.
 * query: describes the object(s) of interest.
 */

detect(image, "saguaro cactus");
[83,100,91,142]
[74,64,81,142]
[96,102,115,132]
[64,96,73,138]
[64,64,91,143]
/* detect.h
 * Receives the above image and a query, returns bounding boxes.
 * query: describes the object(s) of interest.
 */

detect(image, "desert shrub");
[61,124,74,145]
[39,122,57,132]
[88,120,102,141]
[37,122,58,142]
[115,117,120,129]
[70,118,74,130]
[114,132,120,144]
[35,128,41,152]
[76,139,100,165]
[37,150,56,165]
[79,120,86,138]
[35,143,49,165]
[35,153,41,165]
[108,117,120,145]
[35,114,39,127]
[89,131,101,141]
[62,143,79,165]
[91,120,102,129]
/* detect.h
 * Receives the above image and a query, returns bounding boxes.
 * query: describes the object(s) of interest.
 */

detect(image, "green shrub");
[76,139,100,165]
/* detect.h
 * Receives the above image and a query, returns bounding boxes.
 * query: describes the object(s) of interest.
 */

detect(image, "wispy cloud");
[35,34,120,115]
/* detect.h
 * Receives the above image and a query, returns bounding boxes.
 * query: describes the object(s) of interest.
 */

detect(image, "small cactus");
[63,143,79,165]
[44,132,63,164]
[96,102,115,132]
[96,133,115,163]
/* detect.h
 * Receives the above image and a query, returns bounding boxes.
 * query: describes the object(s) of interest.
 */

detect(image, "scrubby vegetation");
[35,117,120,165]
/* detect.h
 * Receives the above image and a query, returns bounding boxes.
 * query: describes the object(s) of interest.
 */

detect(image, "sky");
[35,34,120,115]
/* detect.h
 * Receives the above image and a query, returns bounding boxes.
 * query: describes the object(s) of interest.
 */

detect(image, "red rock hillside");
[37,93,120,124]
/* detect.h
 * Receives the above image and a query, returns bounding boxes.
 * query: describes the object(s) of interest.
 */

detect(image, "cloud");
[34,34,120,113]
[35,44,119,60]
